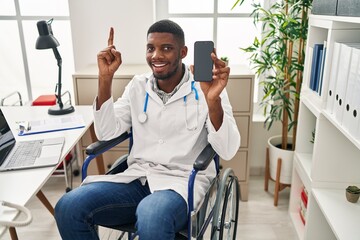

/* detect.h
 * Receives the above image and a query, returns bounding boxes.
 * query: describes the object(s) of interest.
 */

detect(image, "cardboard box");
[337,0,360,17]
[312,0,338,15]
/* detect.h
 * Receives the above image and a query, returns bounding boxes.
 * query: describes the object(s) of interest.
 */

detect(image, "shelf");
[300,88,322,118]
[291,14,360,240]
[310,14,360,26]
[312,188,360,240]
[322,110,360,151]
[294,153,312,191]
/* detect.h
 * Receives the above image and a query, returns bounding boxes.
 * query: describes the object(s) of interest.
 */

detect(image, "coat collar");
[145,66,194,105]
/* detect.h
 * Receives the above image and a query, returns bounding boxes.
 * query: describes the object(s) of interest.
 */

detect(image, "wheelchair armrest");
[85,132,130,156]
[193,144,216,171]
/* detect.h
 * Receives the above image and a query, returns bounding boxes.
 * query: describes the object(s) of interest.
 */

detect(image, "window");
[0,0,74,103]
[156,0,262,101]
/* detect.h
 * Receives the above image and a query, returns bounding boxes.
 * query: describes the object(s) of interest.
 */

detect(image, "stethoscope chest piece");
[138,112,148,123]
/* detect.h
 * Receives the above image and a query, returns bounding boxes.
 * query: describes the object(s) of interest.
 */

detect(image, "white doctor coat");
[83,66,241,207]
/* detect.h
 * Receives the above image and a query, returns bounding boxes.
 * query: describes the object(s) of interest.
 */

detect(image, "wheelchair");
[81,130,240,240]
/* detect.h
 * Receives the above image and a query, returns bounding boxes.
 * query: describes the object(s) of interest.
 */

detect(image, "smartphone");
[194,41,214,82]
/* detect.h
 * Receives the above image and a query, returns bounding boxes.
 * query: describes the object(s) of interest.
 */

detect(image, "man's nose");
[152,49,163,59]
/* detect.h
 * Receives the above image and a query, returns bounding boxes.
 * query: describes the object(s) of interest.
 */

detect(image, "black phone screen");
[194,41,214,82]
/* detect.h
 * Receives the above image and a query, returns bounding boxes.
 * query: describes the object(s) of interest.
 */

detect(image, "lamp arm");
[52,48,63,109]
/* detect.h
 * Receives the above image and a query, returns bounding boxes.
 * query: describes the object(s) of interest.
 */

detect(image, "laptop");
[0,109,65,171]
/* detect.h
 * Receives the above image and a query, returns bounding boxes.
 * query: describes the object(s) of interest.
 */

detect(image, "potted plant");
[232,0,312,194]
[220,56,229,66]
[346,185,360,203]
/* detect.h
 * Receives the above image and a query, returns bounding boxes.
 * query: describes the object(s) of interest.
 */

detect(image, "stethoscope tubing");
[138,81,199,130]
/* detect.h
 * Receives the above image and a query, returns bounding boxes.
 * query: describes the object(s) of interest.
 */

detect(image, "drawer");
[221,151,248,181]
[235,116,250,148]
[74,77,131,105]
[227,78,252,112]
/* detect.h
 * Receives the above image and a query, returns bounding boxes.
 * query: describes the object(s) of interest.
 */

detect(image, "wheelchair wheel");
[219,175,239,240]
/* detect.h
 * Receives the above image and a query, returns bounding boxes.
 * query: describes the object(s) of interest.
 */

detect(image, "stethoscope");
[138,81,199,131]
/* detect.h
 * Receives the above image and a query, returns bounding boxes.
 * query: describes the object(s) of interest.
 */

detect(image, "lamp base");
[48,104,75,115]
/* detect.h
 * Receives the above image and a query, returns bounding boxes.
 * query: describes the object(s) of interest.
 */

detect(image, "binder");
[305,46,314,90]
[342,47,360,134]
[333,43,353,124]
[309,44,324,92]
[317,41,327,96]
[326,42,341,114]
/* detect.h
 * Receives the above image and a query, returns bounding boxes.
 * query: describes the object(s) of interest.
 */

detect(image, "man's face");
[146,32,187,80]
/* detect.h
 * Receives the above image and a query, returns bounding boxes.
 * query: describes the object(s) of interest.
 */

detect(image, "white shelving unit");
[289,15,360,239]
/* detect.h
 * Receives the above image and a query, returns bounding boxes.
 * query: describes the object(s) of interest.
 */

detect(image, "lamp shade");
[35,20,60,49]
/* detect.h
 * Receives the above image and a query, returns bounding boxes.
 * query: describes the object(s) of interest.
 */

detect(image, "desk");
[0,105,93,238]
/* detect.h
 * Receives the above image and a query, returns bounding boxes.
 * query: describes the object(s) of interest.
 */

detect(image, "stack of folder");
[326,42,360,140]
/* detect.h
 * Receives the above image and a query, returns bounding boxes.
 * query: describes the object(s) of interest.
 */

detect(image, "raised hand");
[190,50,229,131]
[190,50,230,102]
[96,27,122,109]
[97,27,122,82]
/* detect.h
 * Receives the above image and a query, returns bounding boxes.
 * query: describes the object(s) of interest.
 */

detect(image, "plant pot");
[221,60,229,66]
[268,135,294,185]
[346,191,360,203]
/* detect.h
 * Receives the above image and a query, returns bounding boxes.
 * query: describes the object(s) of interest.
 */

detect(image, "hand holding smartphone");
[194,41,214,82]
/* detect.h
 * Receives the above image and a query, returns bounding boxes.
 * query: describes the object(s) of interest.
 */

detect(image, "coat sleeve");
[92,80,133,141]
[206,89,241,160]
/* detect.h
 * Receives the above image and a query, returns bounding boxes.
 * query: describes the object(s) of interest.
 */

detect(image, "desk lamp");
[35,19,74,115]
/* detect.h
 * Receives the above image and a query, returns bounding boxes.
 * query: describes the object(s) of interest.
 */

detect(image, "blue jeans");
[55,180,188,240]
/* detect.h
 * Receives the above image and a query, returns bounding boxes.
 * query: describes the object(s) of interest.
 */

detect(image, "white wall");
[68,0,281,175]
[250,119,282,175]
[68,0,154,71]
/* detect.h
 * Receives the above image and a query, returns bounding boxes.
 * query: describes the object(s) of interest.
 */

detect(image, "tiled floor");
[1,174,297,240]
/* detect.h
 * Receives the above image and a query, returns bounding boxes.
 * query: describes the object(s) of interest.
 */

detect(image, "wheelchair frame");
[81,131,240,240]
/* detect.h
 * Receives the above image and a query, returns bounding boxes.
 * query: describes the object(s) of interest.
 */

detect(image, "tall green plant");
[233,0,312,150]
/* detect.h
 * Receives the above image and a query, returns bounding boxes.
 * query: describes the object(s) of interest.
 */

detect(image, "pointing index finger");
[108,27,114,46]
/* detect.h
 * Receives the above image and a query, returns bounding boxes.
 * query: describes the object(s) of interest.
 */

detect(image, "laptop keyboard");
[5,140,43,168]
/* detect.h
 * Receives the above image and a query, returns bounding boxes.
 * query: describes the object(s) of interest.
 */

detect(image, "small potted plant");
[346,185,360,203]
[220,56,229,66]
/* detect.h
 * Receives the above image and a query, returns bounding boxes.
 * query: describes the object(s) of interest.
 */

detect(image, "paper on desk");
[18,115,85,136]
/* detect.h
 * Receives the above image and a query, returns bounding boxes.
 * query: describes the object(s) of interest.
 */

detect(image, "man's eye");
[147,47,154,52]
[163,47,172,51]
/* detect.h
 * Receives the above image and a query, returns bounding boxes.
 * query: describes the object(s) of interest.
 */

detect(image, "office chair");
[82,130,240,240]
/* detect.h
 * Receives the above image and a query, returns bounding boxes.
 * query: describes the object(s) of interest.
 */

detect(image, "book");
[309,44,324,92]
[299,208,306,225]
[32,94,56,106]
[301,189,308,208]
[305,46,314,90]
[317,41,327,96]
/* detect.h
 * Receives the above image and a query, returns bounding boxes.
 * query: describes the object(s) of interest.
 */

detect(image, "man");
[55,19,240,240]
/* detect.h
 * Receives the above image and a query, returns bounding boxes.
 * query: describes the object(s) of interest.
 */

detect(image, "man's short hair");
[147,19,185,46]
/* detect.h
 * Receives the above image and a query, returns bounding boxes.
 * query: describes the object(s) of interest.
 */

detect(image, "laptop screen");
[0,109,16,166]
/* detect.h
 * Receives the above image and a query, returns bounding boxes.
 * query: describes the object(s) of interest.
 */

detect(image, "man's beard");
[153,63,179,81]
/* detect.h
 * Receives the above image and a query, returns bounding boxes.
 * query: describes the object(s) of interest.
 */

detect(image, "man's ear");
[181,46,188,59]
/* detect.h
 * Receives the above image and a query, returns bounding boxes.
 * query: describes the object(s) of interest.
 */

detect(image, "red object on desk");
[32,95,56,106]
[32,94,72,171]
